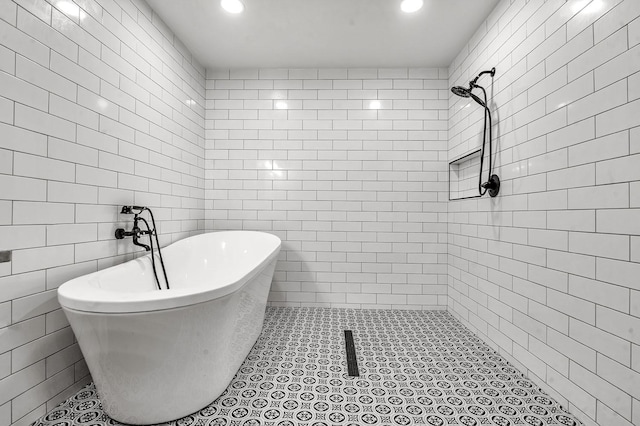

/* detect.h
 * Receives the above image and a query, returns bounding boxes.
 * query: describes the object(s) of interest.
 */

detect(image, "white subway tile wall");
[204,68,450,309]
[0,0,205,424]
[448,1,640,426]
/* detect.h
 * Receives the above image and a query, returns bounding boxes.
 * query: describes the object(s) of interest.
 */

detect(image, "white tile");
[597,208,640,234]
[596,152,640,184]
[0,96,12,125]
[547,117,595,151]
[16,55,76,102]
[14,104,76,142]
[0,359,44,405]
[631,70,640,101]
[568,130,629,166]
[567,0,622,40]
[0,68,48,111]
[11,289,59,323]
[547,328,596,371]
[596,44,640,90]
[529,300,569,334]
[546,24,593,74]
[45,343,82,377]
[48,137,99,167]
[631,181,640,207]
[596,257,640,290]
[569,232,629,261]
[547,164,595,190]
[568,26,628,81]
[594,0,640,43]
[549,289,596,324]
[598,353,640,399]
[12,365,74,421]
[0,174,46,201]
[45,261,96,290]
[596,97,640,138]
[631,11,640,47]
[0,148,12,175]
[569,275,630,313]
[597,305,640,345]
[570,318,630,365]
[529,337,569,376]
[569,360,632,420]
[547,249,595,278]
[12,201,75,225]
[16,6,76,61]
[0,301,10,328]
[12,245,74,274]
[632,236,640,263]
[47,224,97,245]
[0,18,49,67]
[567,78,626,124]
[49,95,99,130]
[596,400,635,426]
[546,72,593,113]
[528,229,568,251]
[547,210,595,232]
[0,1,17,25]
[47,181,98,204]
[13,153,75,182]
[0,226,45,250]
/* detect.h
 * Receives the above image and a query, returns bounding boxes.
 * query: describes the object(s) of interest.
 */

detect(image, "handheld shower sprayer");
[451,67,500,197]
[120,205,145,214]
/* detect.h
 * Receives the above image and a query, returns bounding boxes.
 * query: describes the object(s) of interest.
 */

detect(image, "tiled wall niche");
[204,68,450,308]
[0,0,205,424]
[448,1,640,425]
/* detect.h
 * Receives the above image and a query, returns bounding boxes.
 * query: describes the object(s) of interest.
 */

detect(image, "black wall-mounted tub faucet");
[114,206,170,290]
[115,215,151,251]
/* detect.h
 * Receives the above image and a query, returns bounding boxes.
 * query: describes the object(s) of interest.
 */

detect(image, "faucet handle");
[115,228,129,239]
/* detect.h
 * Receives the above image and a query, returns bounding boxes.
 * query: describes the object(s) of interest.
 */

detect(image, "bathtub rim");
[58,230,281,314]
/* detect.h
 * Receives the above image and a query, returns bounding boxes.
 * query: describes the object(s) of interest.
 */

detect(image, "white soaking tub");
[58,231,281,424]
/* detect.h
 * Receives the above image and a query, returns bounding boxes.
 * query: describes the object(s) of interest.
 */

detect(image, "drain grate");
[343,330,359,376]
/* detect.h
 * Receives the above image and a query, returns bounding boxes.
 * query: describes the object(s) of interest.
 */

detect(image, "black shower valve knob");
[482,174,501,198]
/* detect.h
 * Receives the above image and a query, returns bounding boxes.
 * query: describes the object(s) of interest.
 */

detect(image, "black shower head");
[451,85,486,107]
[468,91,486,107]
[451,67,495,108]
[451,86,471,98]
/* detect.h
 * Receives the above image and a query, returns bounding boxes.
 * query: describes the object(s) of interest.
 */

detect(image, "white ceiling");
[147,0,501,69]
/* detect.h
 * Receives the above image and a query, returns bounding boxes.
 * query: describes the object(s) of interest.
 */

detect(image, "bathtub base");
[64,258,276,424]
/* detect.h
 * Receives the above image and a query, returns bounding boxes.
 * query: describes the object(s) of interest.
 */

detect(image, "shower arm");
[470,67,496,88]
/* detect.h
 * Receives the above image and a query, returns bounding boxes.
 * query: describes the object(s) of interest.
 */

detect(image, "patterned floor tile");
[33,307,582,426]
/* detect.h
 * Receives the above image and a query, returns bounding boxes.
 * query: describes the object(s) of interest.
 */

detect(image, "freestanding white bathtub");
[58,231,281,424]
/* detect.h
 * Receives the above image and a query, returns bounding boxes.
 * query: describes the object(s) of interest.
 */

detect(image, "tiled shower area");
[1,0,639,425]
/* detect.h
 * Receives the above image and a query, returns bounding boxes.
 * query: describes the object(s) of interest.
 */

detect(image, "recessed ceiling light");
[400,0,423,13]
[221,0,244,14]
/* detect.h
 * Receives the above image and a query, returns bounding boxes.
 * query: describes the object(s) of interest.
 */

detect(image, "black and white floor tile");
[33,307,582,426]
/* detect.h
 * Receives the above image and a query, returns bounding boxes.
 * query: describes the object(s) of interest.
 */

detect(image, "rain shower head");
[451,67,496,107]
[451,85,486,107]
